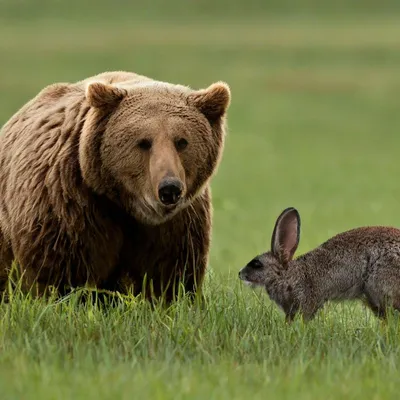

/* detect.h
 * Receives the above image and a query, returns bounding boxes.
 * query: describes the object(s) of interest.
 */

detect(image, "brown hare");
[239,207,400,322]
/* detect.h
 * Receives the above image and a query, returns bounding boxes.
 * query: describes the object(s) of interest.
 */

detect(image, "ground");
[1,1,400,398]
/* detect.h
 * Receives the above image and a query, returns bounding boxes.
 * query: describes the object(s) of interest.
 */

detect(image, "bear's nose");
[158,178,183,206]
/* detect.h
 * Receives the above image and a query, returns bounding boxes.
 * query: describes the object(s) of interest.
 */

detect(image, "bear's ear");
[85,81,127,109]
[189,82,231,123]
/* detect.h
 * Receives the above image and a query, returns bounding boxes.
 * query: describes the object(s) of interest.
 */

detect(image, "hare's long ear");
[271,207,301,265]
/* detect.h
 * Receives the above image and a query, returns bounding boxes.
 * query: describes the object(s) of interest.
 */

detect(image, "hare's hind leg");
[364,293,387,319]
[364,266,400,319]
[389,293,400,315]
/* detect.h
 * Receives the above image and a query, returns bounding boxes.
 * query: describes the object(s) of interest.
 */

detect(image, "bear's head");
[79,77,230,225]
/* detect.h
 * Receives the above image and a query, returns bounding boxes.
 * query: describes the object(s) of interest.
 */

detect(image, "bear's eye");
[175,138,188,151]
[138,139,152,151]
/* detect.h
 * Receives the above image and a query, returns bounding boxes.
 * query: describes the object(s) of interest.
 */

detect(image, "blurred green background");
[2,2,400,399]
[1,0,400,275]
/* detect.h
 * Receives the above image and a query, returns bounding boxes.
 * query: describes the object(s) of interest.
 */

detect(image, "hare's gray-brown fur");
[239,207,400,322]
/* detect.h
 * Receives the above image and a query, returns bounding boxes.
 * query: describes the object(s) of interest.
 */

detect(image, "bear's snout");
[158,178,184,206]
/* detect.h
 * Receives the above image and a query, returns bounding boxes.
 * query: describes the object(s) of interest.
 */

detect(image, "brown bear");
[0,71,230,302]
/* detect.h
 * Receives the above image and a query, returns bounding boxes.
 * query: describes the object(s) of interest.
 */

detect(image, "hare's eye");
[250,259,263,269]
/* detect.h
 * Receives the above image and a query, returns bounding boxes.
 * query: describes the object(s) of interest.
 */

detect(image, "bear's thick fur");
[0,71,230,301]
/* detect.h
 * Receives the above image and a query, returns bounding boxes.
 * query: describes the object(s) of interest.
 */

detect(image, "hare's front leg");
[298,294,322,322]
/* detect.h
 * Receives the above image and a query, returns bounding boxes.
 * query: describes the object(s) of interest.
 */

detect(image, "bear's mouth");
[150,200,185,223]
[133,194,188,226]
[159,201,184,217]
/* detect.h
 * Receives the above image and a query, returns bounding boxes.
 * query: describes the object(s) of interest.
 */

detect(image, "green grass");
[2,1,400,398]
[2,282,400,399]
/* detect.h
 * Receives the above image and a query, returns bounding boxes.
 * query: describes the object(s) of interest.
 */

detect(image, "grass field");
[1,1,400,398]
